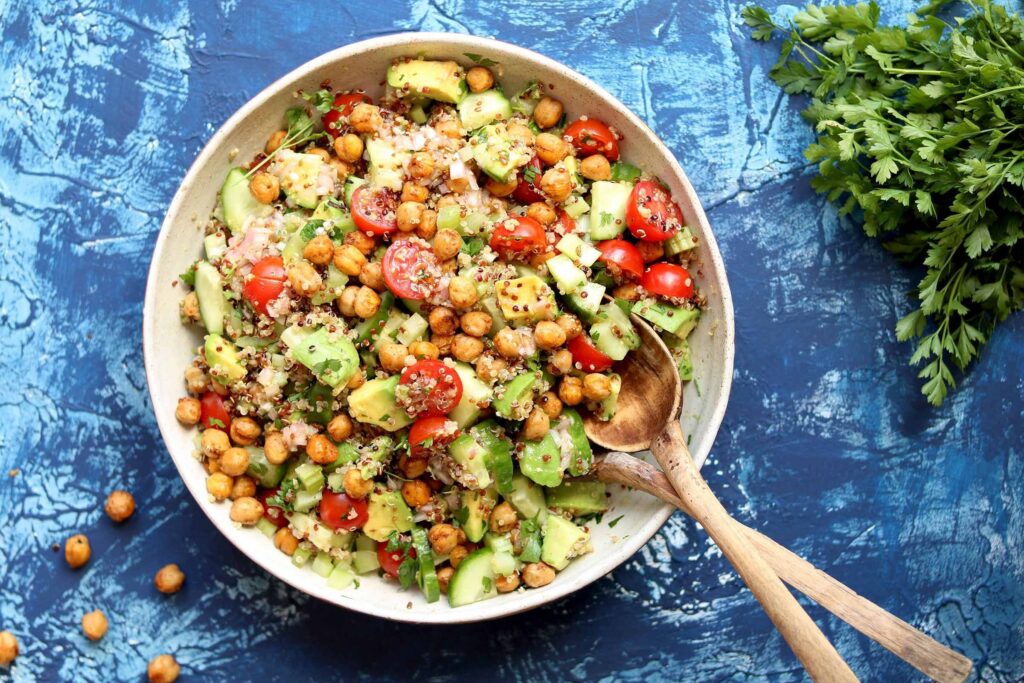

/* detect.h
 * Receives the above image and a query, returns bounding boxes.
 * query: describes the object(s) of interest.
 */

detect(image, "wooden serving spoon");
[584,317,859,682]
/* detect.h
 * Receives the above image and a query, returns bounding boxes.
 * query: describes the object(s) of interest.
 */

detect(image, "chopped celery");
[294,462,325,493]
[291,546,313,567]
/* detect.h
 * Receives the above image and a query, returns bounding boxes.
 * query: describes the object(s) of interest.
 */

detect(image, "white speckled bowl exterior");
[144,33,735,623]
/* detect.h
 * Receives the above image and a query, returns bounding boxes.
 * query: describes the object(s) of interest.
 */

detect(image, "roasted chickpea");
[428,306,459,336]
[229,416,261,446]
[522,407,550,440]
[535,132,569,165]
[409,340,440,360]
[637,240,665,262]
[447,174,470,194]
[147,654,181,683]
[263,431,289,466]
[358,261,386,291]
[475,354,508,382]
[432,228,462,261]
[344,230,376,256]
[526,202,556,225]
[180,291,200,321]
[248,172,280,204]
[460,311,492,337]
[489,501,518,533]
[346,370,366,390]
[580,154,612,181]
[539,391,563,419]
[65,534,91,569]
[302,234,334,266]
[547,348,574,375]
[201,428,230,459]
[325,415,352,443]
[306,147,331,163]
[349,102,382,133]
[104,490,136,522]
[219,447,250,476]
[507,122,535,147]
[494,327,526,359]
[288,261,323,297]
[450,334,485,362]
[184,366,209,394]
[447,276,479,310]
[337,285,359,317]
[558,376,584,406]
[496,572,521,593]
[434,118,463,139]
[306,434,338,465]
[522,561,556,588]
[437,566,455,594]
[378,341,410,372]
[154,563,185,594]
[399,454,428,479]
[82,610,108,641]
[416,209,438,240]
[612,281,641,301]
[555,313,583,340]
[541,167,573,202]
[265,129,287,154]
[274,527,300,556]
[330,159,353,182]
[175,397,201,425]
[485,177,518,197]
[229,496,263,525]
[353,286,381,319]
[230,475,257,500]
[432,334,454,356]
[449,545,470,569]
[408,151,435,179]
[428,523,460,555]
[401,480,432,508]
[334,133,364,163]
[402,181,429,203]
[466,66,495,93]
[533,320,567,349]
[583,373,613,401]
[396,201,425,232]
[206,472,234,501]
[436,195,459,209]
[533,96,564,129]
[342,468,373,499]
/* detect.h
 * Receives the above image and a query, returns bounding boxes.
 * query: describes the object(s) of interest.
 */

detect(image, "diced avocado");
[546,254,588,295]
[362,490,414,542]
[506,473,549,524]
[365,138,409,192]
[556,233,601,267]
[471,123,532,182]
[546,481,608,516]
[493,372,536,420]
[471,421,514,495]
[386,58,467,104]
[447,548,497,607]
[310,264,349,306]
[631,298,700,337]
[245,445,286,488]
[458,89,513,130]
[495,276,558,322]
[203,231,228,261]
[280,325,358,390]
[272,151,326,209]
[561,282,605,324]
[220,167,266,234]
[589,302,640,361]
[513,264,552,284]
[559,408,594,476]
[344,176,366,207]
[519,433,563,487]
[541,515,590,571]
[396,313,428,346]
[666,335,694,380]
[592,372,621,421]
[204,334,246,383]
[589,181,634,240]
[193,261,229,335]
[448,362,493,428]
[459,488,497,543]
[448,432,493,489]
[347,375,413,431]
[356,435,394,480]
[664,226,697,255]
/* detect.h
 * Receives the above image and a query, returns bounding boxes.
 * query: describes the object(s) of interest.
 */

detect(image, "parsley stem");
[958,84,1024,104]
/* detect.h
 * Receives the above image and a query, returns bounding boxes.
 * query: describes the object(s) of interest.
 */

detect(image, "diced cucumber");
[562,194,590,219]
[556,233,601,267]
[589,302,640,361]
[327,562,356,589]
[354,533,377,552]
[409,102,429,124]
[295,462,325,493]
[310,264,349,306]
[344,176,366,207]
[437,204,461,231]
[471,421,513,495]
[559,408,594,477]
[352,549,380,574]
[519,433,563,487]
[292,489,322,513]
[354,292,396,344]
[561,282,605,323]
[546,254,588,295]
[194,261,229,335]
[449,362,493,428]
[291,546,313,568]
[371,309,410,353]
[663,226,697,256]
[448,432,493,489]
[396,313,429,346]
[491,551,517,577]
[280,325,359,389]
[665,335,694,380]
[546,480,608,515]
[256,517,279,538]
[311,551,335,578]
[366,137,409,191]
[447,548,498,607]
[204,232,228,261]
[593,373,621,421]
[589,181,633,240]
[458,89,513,130]
[631,298,700,337]
[479,297,507,335]
[506,473,548,524]
[245,446,287,488]
[411,527,441,603]
[493,373,536,420]
[220,167,265,233]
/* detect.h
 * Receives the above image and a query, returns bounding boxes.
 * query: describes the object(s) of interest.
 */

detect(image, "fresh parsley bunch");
[743,0,1024,405]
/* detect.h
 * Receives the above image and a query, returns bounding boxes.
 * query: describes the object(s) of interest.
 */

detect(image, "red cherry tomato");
[642,263,694,300]
[626,180,683,242]
[318,491,369,531]
[382,239,442,300]
[377,540,416,578]
[322,92,372,138]
[408,416,460,457]
[596,240,644,280]
[243,256,288,315]
[512,156,545,204]
[556,210,576,233]
[567,335,615,372]
[200,392,231,431]
[399,359,464,417]
[351,184,399,235]
[489,216,548,260]
[258,488,288,528]
[564,119,620,160]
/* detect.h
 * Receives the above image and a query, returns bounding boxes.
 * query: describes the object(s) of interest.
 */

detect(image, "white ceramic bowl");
[143,33,735,623]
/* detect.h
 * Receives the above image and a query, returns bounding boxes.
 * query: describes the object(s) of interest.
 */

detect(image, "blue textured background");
[1,1,1022,681]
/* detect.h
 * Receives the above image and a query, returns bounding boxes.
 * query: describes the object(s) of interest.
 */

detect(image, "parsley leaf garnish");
[301,88,335,114]
[463,52,499,67]
[178,262,198,287]
[207,418,226,429]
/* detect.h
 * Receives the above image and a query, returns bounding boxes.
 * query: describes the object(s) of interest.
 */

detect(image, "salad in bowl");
[172,55,703,608]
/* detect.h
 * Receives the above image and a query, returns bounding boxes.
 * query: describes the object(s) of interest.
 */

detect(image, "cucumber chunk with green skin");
[448,362,493,428]
[411,527,441,603]
[593,373,621,421]
[546,480,608,515]
[517,518,543,563]
[663,226,697,256]
[291,546,313,567]
[459,488,497,543]
[447,548,498,607]
[471,123,532,182]
[506,473,548,524]
[448,432,493,489]
[396,313,428,346]
[493,373,536,420]
[274,152,326,208]
[546,254,588,295]
[541,515,590,570]
[354,533,377,552]
[519,433,564,487]
[204,334,246,383]
[589,302,640,361]
[327,562,356,590]
[292,488,322,513]
[561,282,605,323]
[245,446,286,488]
[343,176,366,207]
[354,291,396,343]
[311,551,335,578]
[458,89,513,130]
[555,233,601,267]
[310,264,349,306]
[362,490,414,542]
[352,549,380,574]
[666,335,694,380]
[204,232,228,261]
[559,408,594,477]
[471,420,514,495]
[588,181,634,240]
[631,298,700,337]
[220,167,265,234]
[280,325,359,390]
[193,261,229,334]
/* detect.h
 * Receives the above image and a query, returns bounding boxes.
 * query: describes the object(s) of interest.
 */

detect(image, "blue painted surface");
[1,0,1021,681]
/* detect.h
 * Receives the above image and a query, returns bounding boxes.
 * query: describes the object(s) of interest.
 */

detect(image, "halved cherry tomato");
[322,92,372,138]
[642,263,694,300]
[258,488,288,528]
[243,256,288,315]
[564,118,620,161]
[512,156,544,204]
[398,359,463,417]
[200,392,231,431]
[382,239,442,300]
[489,216,547,260]
[567,335,615,372]
[408,416,460,457]
[351,184,399,235]
[318,491,369,531]
[596,240,644,280]
[626,180,682,242]
[556,210,576,233]
[377,540,416,578]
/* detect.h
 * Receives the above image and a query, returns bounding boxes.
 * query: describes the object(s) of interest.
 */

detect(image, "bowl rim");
[143,31,735,624]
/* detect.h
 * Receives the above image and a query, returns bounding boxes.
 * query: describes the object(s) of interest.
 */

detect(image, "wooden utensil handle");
[651,421,859,683]
[596,452,972,683]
